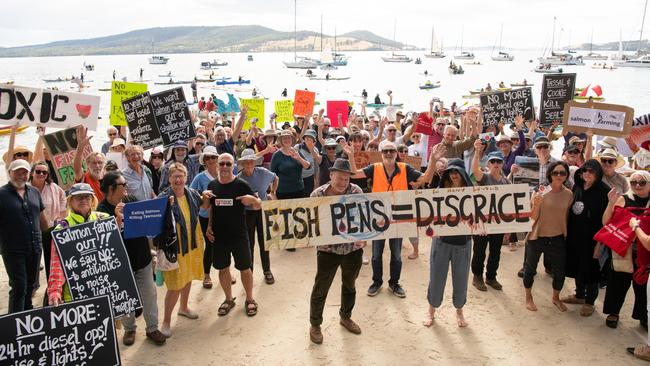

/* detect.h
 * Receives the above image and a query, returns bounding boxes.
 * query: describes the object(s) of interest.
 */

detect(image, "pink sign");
[327,101,349,127]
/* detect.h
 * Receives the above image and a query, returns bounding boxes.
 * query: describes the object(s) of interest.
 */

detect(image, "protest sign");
[151,87,196,146]
[415,113,434,135]
[240,98,264,130]
[327,101,349,127]
[110,81,147,126]
[539,73,576,127]
[632,113,650,147]
[293,90,316,116]
[0,84,100,130]
[275,99,294,123]
[562,100,634,137]
[0,296,120,366]
[124,197,167,239]
[105,152,128,171]
[43,127,93,190]
[122,92,163,149]
[261,184,532,249]
[480,87,534,126]
[53,217,142,318]
[513,156,540,188]
[386,106,398,121]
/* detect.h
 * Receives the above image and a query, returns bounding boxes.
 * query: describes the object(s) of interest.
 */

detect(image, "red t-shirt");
[80,172,104,201]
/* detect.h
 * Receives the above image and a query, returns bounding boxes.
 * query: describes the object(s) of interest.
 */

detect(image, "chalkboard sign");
[539,73,576,127]
[151,87,196,146]
[0,295,120,366]
[43,127,93,190]
[52,217,142,318]
[480,87,535,126]
[122,92,163,149]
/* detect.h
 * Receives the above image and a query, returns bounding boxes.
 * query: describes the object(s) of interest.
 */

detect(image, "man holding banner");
[309,159,365,344]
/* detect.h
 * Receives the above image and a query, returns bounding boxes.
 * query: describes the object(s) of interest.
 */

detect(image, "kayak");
[366,103,404,109]
[462,94,480,99]
[158,74,175,77]
[0,125,29,135]
[574,96,606,102]
[497,87,512,91]
[216,80,251,85]
[98,88,112,91]
[469,89,483,95]
[510,83,533,87]
[195,77,230,82]
[419,82,441,90]
[154,80,193,85]
[310,76,350,80]
[43,78,72,82]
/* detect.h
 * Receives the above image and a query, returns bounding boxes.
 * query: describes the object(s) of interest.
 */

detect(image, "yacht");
[381,53,413,63]
[149,56,169,65]
[615,55,650,68]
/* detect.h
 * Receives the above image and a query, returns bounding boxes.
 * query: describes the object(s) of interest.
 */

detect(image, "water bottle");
[155,269,164,287]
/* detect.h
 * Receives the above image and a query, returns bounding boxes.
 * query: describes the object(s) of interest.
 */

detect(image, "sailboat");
[148,40,169,65]
[491,24,514,61]
[616,0,650,67]
[424,26,445,58]
[381,20,413,63]
[283,0,318,69]
[454,27,475,60]
[582,30,608,60]
[538,17,584,65]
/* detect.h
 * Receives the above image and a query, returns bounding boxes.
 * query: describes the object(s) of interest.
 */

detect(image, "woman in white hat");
[254,129,279,169]
[597,148,629,194]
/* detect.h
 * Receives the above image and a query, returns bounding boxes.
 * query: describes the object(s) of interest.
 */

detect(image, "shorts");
[212,239,252,271]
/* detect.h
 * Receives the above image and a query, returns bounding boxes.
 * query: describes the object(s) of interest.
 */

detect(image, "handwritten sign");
[293,90,316,117]
[261,184,532,249]
[513,156,540,188]
[562,100,634,137]
[53,217,142,318]
[122,92,163,150]
[0,296,120,366]
[110,81,147,126]
[480,87,534,126]
[0,84,100,130]
[240,98,264,130]
[275,99,294,123]
[123,197,167,239]
[386,106,397,121]
[539,73,576,127]
[151,87,196,146]
[327,101,349,127]
[43,127,93,190]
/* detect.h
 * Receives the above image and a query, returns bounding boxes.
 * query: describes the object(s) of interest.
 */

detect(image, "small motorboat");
[591,63,618,70]
[449,67,465,74]
[534,64,563,73]
[247,55,254,61]
[210,59,228,67]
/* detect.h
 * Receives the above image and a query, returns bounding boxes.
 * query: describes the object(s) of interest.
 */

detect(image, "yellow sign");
[240,98,265,130]
[274,100,294,123]
[110,81,147,126]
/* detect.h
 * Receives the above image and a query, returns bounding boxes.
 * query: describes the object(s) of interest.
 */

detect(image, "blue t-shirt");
[190,171,216,218]
[238,168,277,210]
[270,150,305,194]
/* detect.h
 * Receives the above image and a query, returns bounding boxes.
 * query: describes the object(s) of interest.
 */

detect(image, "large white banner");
[0,84,100,130]
[562,100,634,137]
[262,184,533,250]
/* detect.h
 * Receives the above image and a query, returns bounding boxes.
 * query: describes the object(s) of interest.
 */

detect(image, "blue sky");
[1,0,647,49]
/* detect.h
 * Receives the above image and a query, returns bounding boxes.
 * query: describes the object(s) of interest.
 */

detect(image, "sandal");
[245,300,258,317]
[606,314,619,329]
[561,295,585,305]
[218,297,236,316]
[580,304,595,317]
[264,271,275,285]
[202,277,213,289]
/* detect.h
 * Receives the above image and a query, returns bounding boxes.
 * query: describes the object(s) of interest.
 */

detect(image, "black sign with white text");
[151,87,196,146]
[480,87,535,126]
[122,92,163,149]
[540,73,576,127]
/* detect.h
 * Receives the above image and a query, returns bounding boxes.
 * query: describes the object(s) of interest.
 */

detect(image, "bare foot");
[456,309,468,327]
[552,299,568,312]
[526,298,538,311]
[423,307,435,327]
[408,252,418,260]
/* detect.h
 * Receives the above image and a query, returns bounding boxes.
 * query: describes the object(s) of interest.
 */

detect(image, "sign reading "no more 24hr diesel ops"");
[261,184,533,250]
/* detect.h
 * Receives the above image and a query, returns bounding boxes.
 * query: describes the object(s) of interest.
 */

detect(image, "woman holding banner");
[157,163,205,338]
[47,183,109,306]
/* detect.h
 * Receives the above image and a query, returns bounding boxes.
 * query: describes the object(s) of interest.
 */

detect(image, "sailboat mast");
[639,0,648,52]
[551,16,556,52]
[320,14,323,52]
[460,26,464,52]
[431,26,434,53]
[589,29,593,53]
[294,0,297,61]
[498,23,503,50]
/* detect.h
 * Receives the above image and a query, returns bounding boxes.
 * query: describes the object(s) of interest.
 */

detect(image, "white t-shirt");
[408,140,429,167]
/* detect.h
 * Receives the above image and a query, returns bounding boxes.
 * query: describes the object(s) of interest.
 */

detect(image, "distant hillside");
[0,26,406,57]
[573,39,649,52]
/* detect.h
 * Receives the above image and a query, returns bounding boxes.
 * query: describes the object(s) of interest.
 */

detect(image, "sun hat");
[199,146,219,165]
[237,148,263,166]
[596,148,626,169]
[110,138,126,148]
[328,158,354,174]
[68,183,95,197]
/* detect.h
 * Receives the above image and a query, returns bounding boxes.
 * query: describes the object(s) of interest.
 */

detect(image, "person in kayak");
[374,94,382,105]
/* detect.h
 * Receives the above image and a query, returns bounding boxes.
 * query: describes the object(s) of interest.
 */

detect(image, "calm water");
[1,49,648,173]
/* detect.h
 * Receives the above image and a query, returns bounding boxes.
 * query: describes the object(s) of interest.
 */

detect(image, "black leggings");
[277,191,304,200]
[245,210,270,272]
[199,216,213,275]
[303,176,315,197]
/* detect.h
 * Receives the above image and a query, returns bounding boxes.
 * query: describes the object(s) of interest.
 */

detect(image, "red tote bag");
[594,206,649,257]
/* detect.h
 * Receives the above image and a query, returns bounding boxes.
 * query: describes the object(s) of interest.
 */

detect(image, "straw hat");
[596,148,626,169]
[3,146,33,163]
[237,148,262,166]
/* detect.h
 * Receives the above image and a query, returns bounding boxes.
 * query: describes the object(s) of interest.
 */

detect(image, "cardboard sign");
[0,296,120,366]
[240,98,264,130]
[293,90,316,117]
[261,184,532,249]
[151,87,196,146]
[632,113,650,147]
[275,99,294,123]
[123,197,167,239]
[539,73,576,127]
[562,100,634,137]
[122,91,163,149]
[513,156,540,188]
[110,81,147,126]
[327,100,349,127]
[480,87,534,126]
[43,127,93,190]
[386,106,398,121]
[52,217,142,318]
[0,84,100,130]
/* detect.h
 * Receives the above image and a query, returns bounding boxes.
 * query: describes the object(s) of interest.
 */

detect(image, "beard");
[11,179,26,189]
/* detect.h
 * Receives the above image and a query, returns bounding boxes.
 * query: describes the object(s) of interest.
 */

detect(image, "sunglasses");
[151,154,164,159]
[204,155,217,161]
[34,170,49,175]
[382,149,396,154]
[387,129,397,132]
[398,149,408,153]
[582,168,596,174]
[195,142,205,146]
[551,170,567,177]
[108,133,117,137]
[325,146,337,150]
[13,152,29,158]
[630,180,648,187]
[535,145,549,150]
[600,158,617,165]
[567,150,580,155]
[116,182,128,187]
[218,162,233,167]
[323,124,330,127]
[73,195,93,201]
[488,159,503,164]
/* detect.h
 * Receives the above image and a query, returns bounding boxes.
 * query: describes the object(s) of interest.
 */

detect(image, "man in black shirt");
[207,153,261,317]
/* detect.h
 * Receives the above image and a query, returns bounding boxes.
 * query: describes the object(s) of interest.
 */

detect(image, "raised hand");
[607,187,620,204]
[514,115,524,129]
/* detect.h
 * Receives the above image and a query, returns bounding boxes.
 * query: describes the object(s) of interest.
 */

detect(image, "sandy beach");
[1,239,646,366]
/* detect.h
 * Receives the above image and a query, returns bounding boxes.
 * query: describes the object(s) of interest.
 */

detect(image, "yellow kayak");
[0,125,28,135]
[574,96,606,102]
